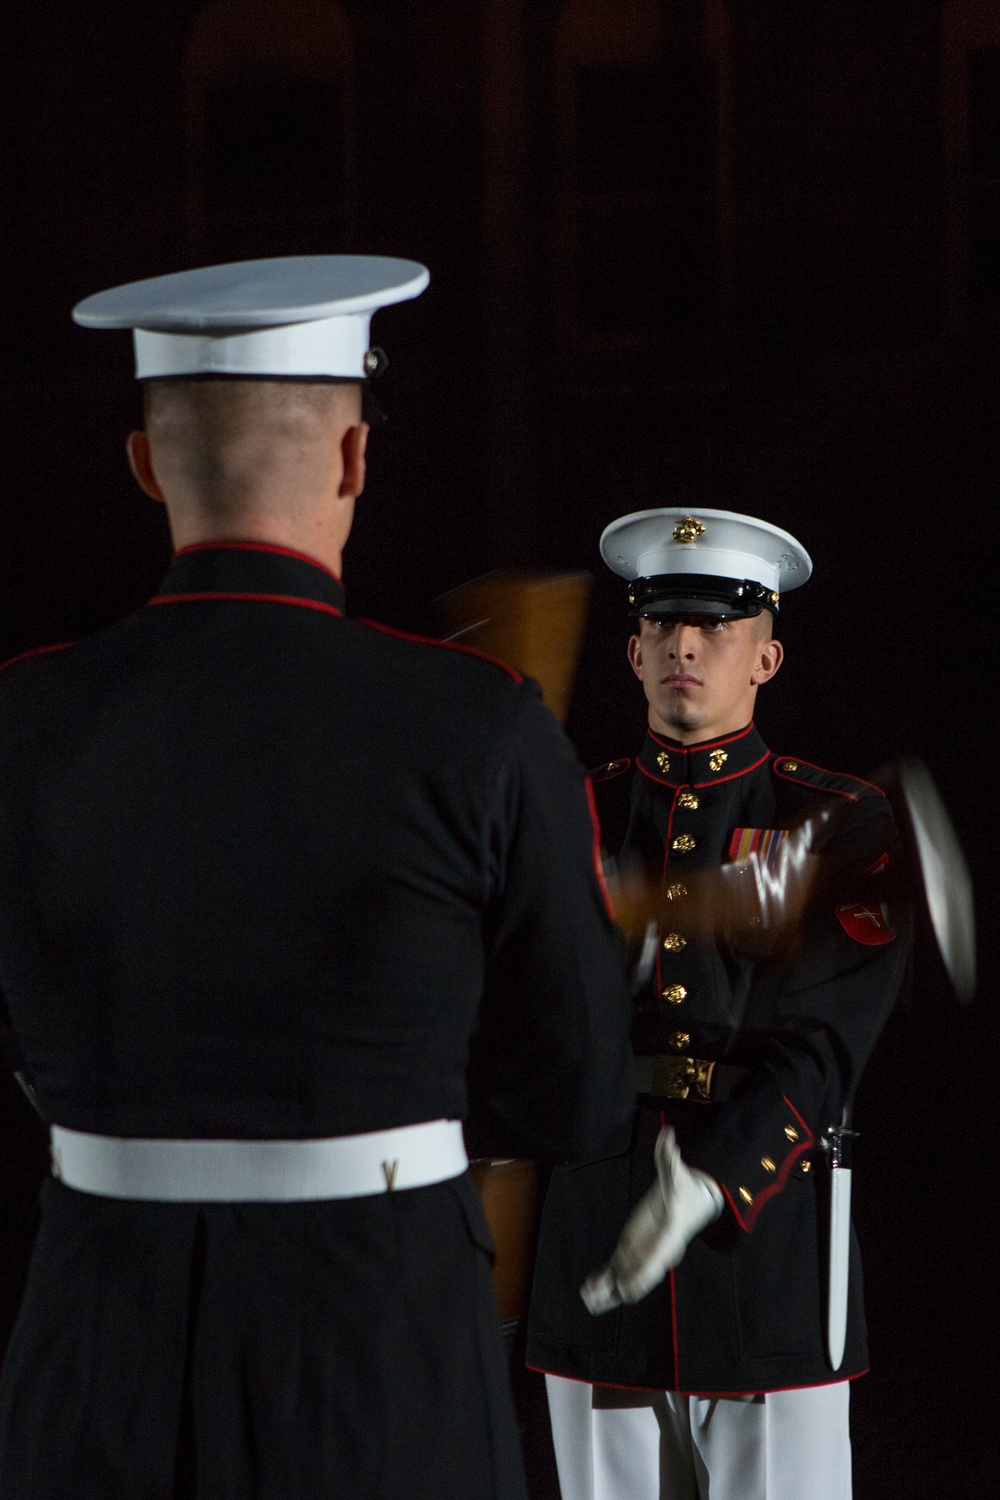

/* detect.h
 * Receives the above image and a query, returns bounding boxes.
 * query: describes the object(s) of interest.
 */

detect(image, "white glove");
[580,1126,723,1315]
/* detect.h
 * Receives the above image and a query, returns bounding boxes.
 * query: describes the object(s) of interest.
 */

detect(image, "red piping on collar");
[149,592,342,617]
[0,641,76,674]
[648,722,756,753]
[721,1096,814,1233]
[692,751,771,789]
[357,618,524,682]
[174,541,343,585]
[772,755,886,801]
[636,750,770,791]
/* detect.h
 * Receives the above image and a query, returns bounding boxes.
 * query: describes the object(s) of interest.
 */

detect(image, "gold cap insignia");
[673,516,706,545]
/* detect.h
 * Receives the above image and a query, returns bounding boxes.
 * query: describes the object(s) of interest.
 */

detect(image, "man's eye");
[702,621,725,633]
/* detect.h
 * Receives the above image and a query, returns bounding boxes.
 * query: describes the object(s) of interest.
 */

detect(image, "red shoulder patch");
[836,901,897,945]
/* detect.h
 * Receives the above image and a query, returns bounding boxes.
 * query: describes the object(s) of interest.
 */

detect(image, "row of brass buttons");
[735,1127,808,1206]
[660,784,705,1013]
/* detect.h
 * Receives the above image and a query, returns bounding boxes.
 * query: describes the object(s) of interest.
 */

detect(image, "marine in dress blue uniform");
[526,509,911,1500]
[0,258,635,1500]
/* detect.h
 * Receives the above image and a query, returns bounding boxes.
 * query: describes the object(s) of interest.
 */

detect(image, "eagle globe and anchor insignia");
[672,516,706,545]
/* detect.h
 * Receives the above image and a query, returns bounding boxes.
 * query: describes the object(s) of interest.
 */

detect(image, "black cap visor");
[628,574,778,619]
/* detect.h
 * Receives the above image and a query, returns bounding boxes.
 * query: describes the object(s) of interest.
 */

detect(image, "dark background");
[0,1,997,1495]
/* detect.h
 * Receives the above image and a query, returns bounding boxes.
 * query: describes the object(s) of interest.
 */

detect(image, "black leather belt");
[634,1054,750,1103]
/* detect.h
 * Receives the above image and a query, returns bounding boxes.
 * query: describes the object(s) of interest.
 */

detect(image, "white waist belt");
[49,1118,468,1202]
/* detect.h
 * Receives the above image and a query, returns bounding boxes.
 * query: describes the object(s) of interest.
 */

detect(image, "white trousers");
[545,1374,852,1500]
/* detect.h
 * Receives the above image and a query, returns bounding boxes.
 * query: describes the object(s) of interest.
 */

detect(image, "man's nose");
[669,626,699,659]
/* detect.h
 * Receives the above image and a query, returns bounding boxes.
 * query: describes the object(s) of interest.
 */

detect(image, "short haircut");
[142,376,362,433]
[140,377,363,515]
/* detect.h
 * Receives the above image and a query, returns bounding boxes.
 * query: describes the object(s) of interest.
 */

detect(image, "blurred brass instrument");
[436,571,593,1323]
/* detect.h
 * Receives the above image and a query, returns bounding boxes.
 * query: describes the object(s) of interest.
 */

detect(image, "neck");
[165,503,351,581]
[647,705,756,746]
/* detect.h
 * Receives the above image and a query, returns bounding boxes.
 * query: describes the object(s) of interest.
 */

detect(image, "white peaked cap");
[600,507,812,613]
[72,255,430,380]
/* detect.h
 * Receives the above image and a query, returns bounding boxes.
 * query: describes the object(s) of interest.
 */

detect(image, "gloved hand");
[580,1126,723,1315]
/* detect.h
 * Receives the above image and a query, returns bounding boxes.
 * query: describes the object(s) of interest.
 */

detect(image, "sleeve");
[683,793,912,1232]
[466,686,636,1163]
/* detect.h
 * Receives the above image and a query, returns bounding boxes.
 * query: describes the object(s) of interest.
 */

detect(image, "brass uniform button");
[782,761,798,773]
[708,749,728,772]
[784,1125,799,1142]
[678,791,700,810]
[801,1159,812,1174]
[661,984,687,1005]
[672,834,696,852]
[662,932,687,953]
[761,1156,776,1173]
[657,751,671,773]
[739,1186,753,1205]
[665,882,689,901]
[668,1031,690,1051]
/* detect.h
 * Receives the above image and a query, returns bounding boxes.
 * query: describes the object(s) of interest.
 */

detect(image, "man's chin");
[655,716,706,740]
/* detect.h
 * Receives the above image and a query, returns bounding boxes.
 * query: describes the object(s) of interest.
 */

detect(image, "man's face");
[627,613,783,744]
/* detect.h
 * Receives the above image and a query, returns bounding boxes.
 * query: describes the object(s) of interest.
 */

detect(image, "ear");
[126,431,166,503]
[338,422,370,500]
[751,637,784,686]
[627,631,644,681]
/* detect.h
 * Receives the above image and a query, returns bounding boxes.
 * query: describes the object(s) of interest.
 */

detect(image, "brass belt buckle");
[662,1055,716,1102]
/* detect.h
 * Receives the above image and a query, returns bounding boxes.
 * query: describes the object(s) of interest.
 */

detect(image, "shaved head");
[141,378,362,521]
[128,377,370,570]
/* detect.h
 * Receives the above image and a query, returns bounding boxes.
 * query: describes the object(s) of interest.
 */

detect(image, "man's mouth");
[663,674,702,688]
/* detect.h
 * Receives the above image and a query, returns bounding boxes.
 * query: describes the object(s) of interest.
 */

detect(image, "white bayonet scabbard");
[827,1163,852,1371]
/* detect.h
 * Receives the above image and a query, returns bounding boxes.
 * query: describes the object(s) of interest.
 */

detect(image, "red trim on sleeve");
[0,641,76,674]
[174,540,343,583]
[149,592,342,617]
[357,618,524,683]
[722,1096,815,1233]
[584,776,616,920]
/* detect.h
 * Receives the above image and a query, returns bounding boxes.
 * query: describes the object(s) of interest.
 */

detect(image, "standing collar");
[638,722,770,789]
[151,542,346,615]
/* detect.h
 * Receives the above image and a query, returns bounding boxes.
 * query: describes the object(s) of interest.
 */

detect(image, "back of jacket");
[0,544,634,1157]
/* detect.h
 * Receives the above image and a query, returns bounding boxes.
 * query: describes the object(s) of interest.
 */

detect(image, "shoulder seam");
[589,757,633,782]
[771,754,885,801]
[0,640,77,675]
[355,618,524,684]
